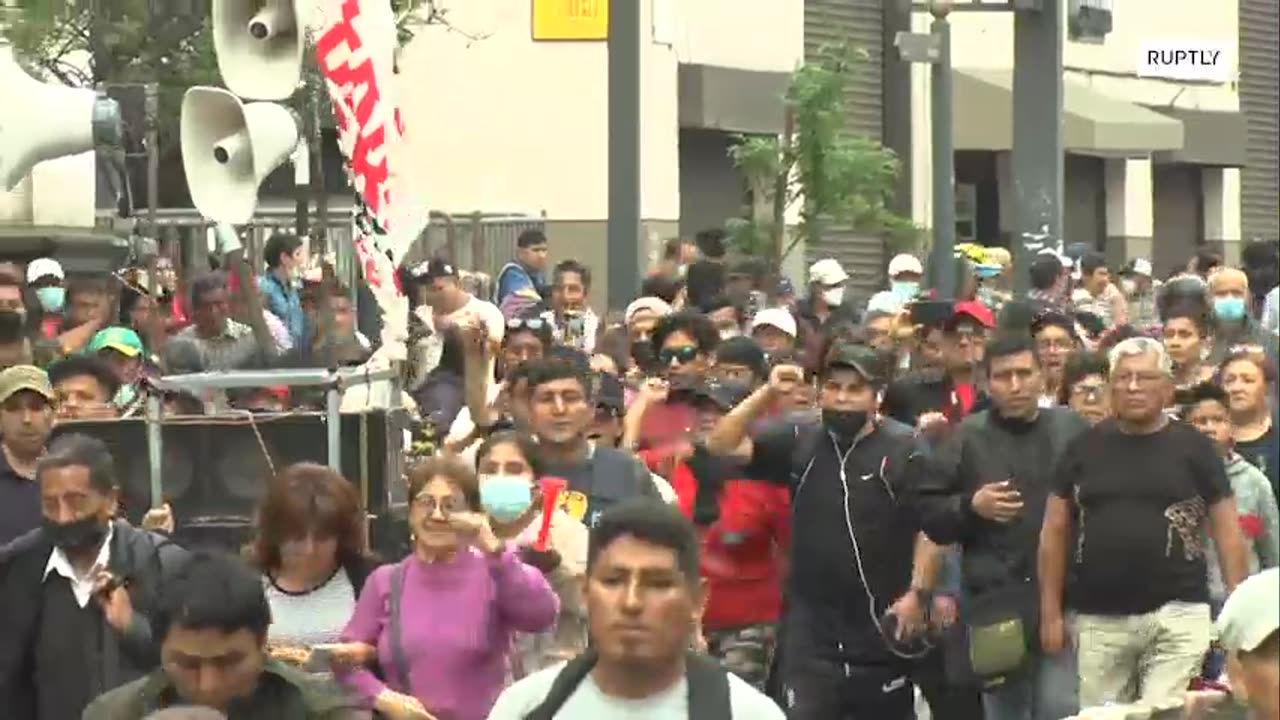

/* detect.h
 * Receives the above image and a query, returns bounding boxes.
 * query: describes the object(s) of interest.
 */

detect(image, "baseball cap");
[1216,567,1279,653]
[87,326,144,358]
[26,258,64,284]
[887,254,924,278]
[1125,258,1153,278]
[0,365,54,405]
[823,341,885,385]
[809,258,849,286]
[749,308,798,338]
[404,257,457,281]
[949,300,995,330]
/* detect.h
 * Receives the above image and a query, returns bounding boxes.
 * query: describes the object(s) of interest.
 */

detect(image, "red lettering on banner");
[316,0,393,228]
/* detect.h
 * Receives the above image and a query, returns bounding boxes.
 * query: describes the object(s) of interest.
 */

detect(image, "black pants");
[779,654,914,720]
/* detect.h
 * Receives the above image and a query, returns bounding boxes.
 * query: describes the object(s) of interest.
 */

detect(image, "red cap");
[951,300,995,329]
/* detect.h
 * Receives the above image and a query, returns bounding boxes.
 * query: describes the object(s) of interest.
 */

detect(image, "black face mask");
[0,309,26,343]
[631,342,658,373]
[43,515,108,553]
[822,409,869,439]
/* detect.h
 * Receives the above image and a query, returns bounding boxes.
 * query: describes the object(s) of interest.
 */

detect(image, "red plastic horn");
[535,476,569,551]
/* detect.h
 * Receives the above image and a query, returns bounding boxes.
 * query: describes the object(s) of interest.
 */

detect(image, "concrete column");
[1202,167,1242,266]
[1104,157,1154,267]
[996,151,1014,241]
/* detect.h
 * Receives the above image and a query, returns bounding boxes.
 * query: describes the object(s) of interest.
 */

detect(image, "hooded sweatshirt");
[1205,453,1280,606]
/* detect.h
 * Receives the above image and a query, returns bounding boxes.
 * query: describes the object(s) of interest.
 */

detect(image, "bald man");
[1208,268,1277,368]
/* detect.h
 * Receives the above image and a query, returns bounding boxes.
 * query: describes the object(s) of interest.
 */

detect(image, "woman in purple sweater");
[338,456,559,720]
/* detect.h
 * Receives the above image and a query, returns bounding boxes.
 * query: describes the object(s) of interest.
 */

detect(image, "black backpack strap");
[685,652,734,720]
[388,560,413,693]
[523,650,599,720]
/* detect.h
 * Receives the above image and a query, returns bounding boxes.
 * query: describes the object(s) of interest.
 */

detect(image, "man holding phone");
[915,334,1088,720]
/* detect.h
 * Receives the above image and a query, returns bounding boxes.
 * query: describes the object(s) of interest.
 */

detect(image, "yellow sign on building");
[532,0,609,41]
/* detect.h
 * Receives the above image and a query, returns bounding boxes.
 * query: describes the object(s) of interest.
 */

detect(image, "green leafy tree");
[728,44,918,265]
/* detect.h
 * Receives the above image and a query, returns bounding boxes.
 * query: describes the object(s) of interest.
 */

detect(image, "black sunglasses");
[659,345,700,365]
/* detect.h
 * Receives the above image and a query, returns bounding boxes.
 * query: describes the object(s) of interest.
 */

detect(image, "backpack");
[522,649,732,720]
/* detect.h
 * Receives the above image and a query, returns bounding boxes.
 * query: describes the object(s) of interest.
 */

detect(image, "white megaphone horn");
[212,0,311,101]
[0,44,122,192]
[181,86,299,225]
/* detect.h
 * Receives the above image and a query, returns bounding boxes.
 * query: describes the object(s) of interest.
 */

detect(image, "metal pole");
[1011,0,1064,297]
[325,373,342,471]
[146,393,164,509]
[928,10,956,299]
[606,0,643,311]
[145,82,160,296]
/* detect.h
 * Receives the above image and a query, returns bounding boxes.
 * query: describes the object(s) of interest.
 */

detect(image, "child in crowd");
[1181,381,1279,606]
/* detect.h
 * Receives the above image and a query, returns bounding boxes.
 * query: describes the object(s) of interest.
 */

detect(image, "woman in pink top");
[338,456,558,720]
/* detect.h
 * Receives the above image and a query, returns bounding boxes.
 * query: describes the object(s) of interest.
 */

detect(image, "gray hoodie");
[1206,452,1280,606]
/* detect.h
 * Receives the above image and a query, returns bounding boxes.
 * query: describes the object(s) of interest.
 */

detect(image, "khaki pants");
[1076,601,1212,708]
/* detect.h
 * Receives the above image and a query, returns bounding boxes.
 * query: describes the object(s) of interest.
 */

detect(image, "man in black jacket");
[916,333,1088,720]
[0,433,188,720]
[707,340,943,720]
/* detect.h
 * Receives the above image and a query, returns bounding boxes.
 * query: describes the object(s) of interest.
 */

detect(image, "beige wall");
[396,0,679,222]
[946,0,1238,110]
[912,0,1242,262]
[674,0,804,73]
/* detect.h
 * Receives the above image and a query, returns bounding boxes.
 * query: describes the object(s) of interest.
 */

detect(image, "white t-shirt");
[486,662,785,720]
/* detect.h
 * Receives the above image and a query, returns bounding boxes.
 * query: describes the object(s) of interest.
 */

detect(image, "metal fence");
[148,206,546,288]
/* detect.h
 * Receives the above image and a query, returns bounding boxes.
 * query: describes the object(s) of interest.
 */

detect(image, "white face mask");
[821,287,845,307]
[719,327,741,341]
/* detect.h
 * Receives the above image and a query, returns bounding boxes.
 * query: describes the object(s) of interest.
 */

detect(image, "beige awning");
[1150,107,1247,167]
[953,67,1184,154]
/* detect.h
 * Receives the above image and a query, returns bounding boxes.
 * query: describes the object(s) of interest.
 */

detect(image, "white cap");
[624,296,672,323]
[809,258,849,286]
[750,307,798,338]
[26,258,64,284]
[1216,567,1279,653]
[887,254,924,278]
[1131,258,1153,278]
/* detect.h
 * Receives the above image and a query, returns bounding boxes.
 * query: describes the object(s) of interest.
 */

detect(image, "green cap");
[0,364,54,405]
[1216,567,1279,653]
[823,341,885,386]
[87,326,144,358]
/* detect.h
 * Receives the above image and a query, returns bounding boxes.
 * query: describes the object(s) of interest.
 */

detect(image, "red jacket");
[642,449,791,630]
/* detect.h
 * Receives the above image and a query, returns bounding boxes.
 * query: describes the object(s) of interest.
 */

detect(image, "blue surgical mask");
[35,286,65,313]
[891,280,919,300]
[1213,296,1247,322]
[479,475,533,523]
[115,383,138,409]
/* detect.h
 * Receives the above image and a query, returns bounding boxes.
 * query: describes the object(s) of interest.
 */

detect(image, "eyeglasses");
[1071,383,1105,400]
[659,345,700,366]
[1037,338,1075,351]
[507,317,548,332]
[411,493,467,516]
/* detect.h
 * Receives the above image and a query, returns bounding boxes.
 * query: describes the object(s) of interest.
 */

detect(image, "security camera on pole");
[181,0,310,225]
[0,43,123,193]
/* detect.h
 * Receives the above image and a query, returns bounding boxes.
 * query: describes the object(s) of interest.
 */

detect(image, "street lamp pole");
[1011,0,1064,296]
[928,0,956,299]
[606,1,643,311]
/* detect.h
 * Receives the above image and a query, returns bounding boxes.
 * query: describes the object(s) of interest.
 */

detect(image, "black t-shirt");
[1052,419,1231,615]
[747,420,921,662]
[1234,415,1278,504]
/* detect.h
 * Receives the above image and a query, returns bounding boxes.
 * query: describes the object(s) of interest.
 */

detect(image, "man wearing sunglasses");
[882,301,994,430]
[629,313,719,456]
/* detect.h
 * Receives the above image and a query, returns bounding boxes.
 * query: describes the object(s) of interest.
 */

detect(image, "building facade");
[911,0,1257,276]
[396,0,803,307]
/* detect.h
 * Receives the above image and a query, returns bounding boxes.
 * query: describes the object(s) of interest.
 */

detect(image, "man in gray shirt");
[487,501,783,720]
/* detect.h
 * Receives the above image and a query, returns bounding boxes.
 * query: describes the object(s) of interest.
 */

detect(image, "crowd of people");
[0,226,1275,720]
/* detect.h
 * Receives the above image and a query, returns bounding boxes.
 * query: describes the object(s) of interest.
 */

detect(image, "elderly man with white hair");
[1039,337,1251,709]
